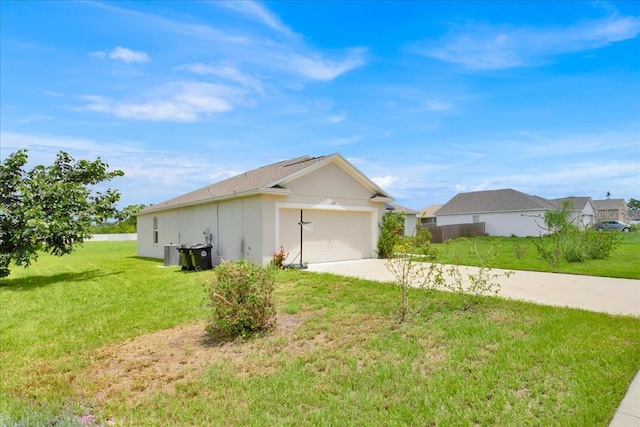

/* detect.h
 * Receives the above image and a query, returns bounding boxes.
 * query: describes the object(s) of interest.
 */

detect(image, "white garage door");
[279,208,373,264]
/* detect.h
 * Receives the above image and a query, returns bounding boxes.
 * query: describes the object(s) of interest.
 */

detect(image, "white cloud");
[346,157,367,165]
[1,131,106,155]
[373,175,400,190]
[326,114,346,124]
[90,46,149,63]
[0,131,241,207]
[215,0,296,37]
[43,90,64,98]
[77,82,243,122]
[285,49,366,81]
[177,63,264,93]
[109,46,149,63]
[88,2,365,81]
[425,97,453,111]
[416,15,640,70]
[454,181,492,193]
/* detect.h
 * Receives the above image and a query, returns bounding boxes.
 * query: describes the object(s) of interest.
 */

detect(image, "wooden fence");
[421,222,486,243]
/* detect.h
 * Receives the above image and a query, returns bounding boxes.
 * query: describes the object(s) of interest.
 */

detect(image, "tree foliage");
[629,198,640,210]
[377,212,405,258]
[0,150,124,277]
[90,204,145,234]
[533,201,621,268]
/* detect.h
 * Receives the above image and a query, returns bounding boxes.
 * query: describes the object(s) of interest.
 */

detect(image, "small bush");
[585,230,622,260]
[204,260,276,341]
[377,212,404,258]
[561,226,587,263]
[414,226,438,259]
[271,245,288,269]
[513,242,526,259]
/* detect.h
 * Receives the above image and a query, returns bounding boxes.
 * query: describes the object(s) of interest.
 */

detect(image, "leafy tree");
[629,198,640,210]
[0,150,124,278]
[91,203,145,233]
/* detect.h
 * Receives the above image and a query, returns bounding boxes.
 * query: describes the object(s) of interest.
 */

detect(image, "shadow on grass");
[125,255,164,264]
[0,269,122,291]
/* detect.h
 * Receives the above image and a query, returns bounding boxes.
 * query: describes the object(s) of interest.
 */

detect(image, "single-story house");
[593,198,628,223]
[385,202,418,236]
[137,154,394,266]
[417,204,442,225]
[550,196,596,228]
[436,189,596,237]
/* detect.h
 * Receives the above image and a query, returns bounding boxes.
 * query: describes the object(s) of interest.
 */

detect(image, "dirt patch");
[77,313,314,404]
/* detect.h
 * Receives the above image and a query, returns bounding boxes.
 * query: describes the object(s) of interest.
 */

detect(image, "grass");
[427,232,640,279]
[1,241,639,426]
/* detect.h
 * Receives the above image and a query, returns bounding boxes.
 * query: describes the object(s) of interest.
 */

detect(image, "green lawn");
[429,232,640,279]
[1,241,639,426]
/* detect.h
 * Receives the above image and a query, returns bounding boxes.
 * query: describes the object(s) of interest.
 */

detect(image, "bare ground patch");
[76,311,447,406]
[76,312,325,404]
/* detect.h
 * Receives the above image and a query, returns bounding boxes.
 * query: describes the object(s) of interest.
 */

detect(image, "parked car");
[592,220,631,232]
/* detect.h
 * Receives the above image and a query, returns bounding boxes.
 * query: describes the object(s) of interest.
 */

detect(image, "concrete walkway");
[306,259,640,426]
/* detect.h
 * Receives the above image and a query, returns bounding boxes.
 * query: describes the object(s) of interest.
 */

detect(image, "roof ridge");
[280,155,315,167]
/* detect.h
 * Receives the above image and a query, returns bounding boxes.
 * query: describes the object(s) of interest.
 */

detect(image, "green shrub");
[204,260,276,341]
[563,242,587,263]
[413,226,438,259]
[377,212,404,258]
[561,226,587,263]
[585,230,622,260]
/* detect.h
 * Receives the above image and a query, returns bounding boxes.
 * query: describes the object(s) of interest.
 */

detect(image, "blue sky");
[1,1,639,210]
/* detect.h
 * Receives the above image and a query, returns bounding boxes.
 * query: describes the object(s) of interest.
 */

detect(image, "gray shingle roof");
[436,188,557,216]
[550,196,593,211]
[387,202,418,215]
[593,199,626,210]
[140,153,391,214]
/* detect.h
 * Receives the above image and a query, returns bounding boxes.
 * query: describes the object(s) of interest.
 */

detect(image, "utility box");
[164,244,181,266]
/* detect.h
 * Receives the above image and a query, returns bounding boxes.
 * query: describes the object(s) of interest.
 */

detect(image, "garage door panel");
[279,209,372,264]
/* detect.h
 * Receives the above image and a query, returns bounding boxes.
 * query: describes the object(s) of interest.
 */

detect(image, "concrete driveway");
[307,259,640,316]
[306,259,640,426]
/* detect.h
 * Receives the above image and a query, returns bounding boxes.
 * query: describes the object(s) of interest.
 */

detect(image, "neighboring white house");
[550,196,596,228]
[436,189,597,237]
[137,154,394,266]
[386,202,418,236]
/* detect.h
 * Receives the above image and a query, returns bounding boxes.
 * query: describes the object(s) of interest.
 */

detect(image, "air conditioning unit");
[164,244,181,266]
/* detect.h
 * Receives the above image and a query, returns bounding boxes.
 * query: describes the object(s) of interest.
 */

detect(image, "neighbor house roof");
[550,196,594,211]
[386,202,418,215]
[140,153,393,215]
[436,188,557,216]
[593,199,627,210]
[417,204,442,218]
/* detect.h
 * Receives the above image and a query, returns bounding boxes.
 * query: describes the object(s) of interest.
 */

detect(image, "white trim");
[268,154,393,201]
[274,202,378,258]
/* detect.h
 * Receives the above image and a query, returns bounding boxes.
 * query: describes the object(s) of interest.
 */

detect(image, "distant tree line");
[90,204,145,234]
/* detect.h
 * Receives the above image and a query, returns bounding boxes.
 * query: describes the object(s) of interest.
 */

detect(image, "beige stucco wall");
[137,161,389,265]
[137,195,269,265]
